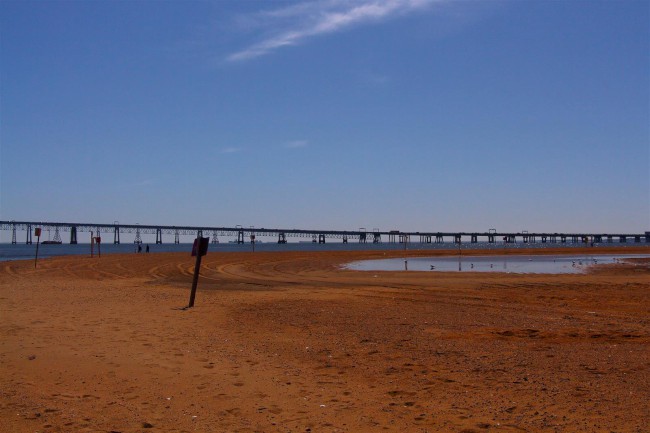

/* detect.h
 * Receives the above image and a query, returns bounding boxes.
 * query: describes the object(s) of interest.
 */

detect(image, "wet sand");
[1,247,649,433]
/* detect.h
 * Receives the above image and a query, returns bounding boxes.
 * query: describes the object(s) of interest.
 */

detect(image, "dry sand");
[1,247,649,433]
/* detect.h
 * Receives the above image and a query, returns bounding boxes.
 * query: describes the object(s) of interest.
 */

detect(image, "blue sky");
[1,0,648,236]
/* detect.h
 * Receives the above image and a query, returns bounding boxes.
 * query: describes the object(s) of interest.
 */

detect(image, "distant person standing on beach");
[146,244,149,253]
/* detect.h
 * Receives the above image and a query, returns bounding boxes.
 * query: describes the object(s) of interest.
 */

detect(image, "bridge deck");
[1,220,648,245]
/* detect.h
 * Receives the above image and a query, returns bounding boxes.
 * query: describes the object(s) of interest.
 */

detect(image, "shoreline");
[4,243,650,260]
[2,241,649,263]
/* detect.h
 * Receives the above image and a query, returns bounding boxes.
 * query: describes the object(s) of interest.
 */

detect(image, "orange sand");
[1,247,649,432]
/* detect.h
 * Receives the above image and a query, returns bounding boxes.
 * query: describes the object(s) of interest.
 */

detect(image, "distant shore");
[2,240,649,263]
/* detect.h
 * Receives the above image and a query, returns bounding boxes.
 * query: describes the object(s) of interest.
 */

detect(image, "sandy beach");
[1,247,648,433]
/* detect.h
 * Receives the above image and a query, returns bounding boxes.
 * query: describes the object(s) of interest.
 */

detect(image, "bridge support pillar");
[436,234,443,243]
[11,223,16,244]
[156,228,162,244]
[70,226,77,244]
[134,227,142,244]
[26,224,32,244]
[541,236,547,243]
[619,236,626,243]
[359,233,366,243]
[278,233,287,244]
[175,230,180,244]
[53,227,61,243]
[212,231,219,244]
[237,230,244,244]
[114,226,120,244]
[399,234,409,244]
[373,233,381,243]
[343,236,348,244]
[454,234,461,244]
[488,235,495,243]
[318,234,326,244]
[561,235,566,243]
[471,235,478,243]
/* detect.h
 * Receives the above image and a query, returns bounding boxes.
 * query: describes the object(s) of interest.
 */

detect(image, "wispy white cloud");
[227,0,442,62]
[133,178,155,187]
[284,139,309,149]
[221,146,243,154]
[357,70,390,86]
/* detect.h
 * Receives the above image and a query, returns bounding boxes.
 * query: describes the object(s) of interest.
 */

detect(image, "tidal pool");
[346,254,650,274]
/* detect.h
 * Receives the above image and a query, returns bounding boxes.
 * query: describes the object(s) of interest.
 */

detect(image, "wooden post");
[188,253,202,308]
[187,236,209,309]
[34,227,41,268]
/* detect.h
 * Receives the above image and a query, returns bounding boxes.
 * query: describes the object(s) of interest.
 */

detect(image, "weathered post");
[34,227,41,268]
[188,236,209,308]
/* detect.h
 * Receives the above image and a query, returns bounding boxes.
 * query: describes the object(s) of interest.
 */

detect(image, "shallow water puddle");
[346,254,650,274]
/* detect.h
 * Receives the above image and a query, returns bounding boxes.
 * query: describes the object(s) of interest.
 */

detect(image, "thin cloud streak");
[227,0,442,62]
[284,140,309,149]
[221,146,243,154]
[131,178,156,188]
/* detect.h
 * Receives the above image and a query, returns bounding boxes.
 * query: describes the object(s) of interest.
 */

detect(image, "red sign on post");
[35,228,42,237]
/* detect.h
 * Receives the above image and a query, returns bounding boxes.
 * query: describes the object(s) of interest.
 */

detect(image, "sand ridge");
[1,247,649,432]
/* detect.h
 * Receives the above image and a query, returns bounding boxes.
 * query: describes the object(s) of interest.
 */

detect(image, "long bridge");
[1,220,649,246]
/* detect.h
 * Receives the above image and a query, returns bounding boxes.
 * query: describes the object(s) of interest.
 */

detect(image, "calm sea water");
[0,241,645,262]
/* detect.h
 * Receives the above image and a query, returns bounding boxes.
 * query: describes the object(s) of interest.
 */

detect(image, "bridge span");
[1,220,649,246]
